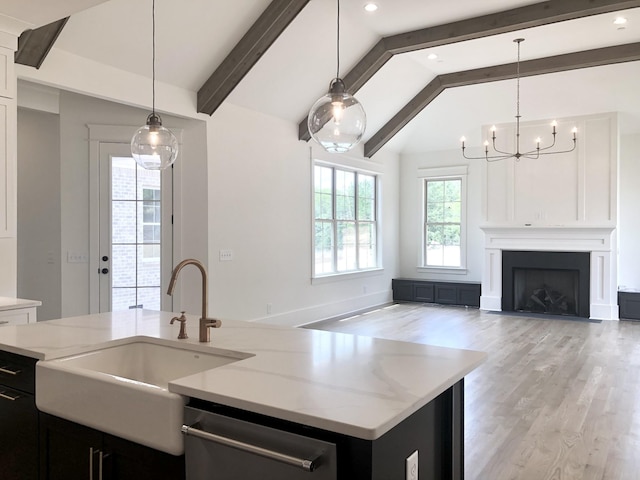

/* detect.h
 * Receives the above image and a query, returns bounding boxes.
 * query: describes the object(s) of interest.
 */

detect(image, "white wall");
[55,90,208,317]
[17,107,62,320]
[206,102,400,326]
[15,85,399,326]
[618,132,640,290]
[398,149,484,282]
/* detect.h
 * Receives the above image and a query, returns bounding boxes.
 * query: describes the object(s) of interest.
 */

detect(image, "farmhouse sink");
[36,339,253,455]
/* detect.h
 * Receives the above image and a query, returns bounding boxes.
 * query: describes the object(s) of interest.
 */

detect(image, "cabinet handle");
[89,447,107,480]
[181,424,318,472]
[0,321,9,325]
[89,447,94,480]
[0,365,21,376]
[0,390,20,401]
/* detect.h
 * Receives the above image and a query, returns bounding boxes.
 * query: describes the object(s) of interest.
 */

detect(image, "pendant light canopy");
[308,0,366,154]
[131,0,178,170]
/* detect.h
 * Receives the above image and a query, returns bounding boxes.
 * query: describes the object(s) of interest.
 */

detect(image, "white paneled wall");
[483,113,617,226]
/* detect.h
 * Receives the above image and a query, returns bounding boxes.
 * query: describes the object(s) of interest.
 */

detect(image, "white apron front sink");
[36,339,252,455]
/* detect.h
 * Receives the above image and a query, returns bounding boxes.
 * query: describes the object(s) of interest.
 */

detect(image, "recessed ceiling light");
[364,3,378,12]
[427,53,438,60]
[613,16,628,25]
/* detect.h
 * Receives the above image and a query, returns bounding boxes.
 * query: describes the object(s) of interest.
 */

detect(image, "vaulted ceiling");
[6,0,640,156]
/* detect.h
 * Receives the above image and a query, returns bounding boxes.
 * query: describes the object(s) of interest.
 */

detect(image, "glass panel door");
[98,143,172,312]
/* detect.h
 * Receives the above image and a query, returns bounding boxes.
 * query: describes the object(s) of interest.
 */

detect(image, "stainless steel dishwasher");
[183,406,337,479]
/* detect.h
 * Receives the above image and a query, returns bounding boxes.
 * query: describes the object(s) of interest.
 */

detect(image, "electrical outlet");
[406,450,418,480]
[219,249,234,261]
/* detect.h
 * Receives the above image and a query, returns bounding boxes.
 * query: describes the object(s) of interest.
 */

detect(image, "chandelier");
[461,38,577,162]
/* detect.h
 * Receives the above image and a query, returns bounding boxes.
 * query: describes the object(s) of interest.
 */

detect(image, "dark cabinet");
[392,279,480,307]
[0,350,39,480]
[39,413,185,480]
[619,291,640,320]
[186,380,465,480]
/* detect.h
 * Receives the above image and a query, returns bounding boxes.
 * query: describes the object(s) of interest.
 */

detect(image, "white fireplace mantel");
[479,225,619,320]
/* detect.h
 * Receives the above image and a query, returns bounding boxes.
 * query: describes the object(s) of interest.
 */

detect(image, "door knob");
[101,268,109,274]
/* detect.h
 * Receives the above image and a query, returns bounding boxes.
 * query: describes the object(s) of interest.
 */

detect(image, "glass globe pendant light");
[131,0,178,170]
[308,0,366,153]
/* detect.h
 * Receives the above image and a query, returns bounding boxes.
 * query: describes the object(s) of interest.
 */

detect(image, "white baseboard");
[480,296,501,311]
[590,303,619,321]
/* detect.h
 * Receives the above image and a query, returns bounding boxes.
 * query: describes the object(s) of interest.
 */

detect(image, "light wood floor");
[309,303,640,480]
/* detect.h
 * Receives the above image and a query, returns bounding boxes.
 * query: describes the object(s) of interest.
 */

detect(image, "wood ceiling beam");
[15,18,69,69]
[298,0,640,141]
[364,42,640,158]
[197,0,311,116]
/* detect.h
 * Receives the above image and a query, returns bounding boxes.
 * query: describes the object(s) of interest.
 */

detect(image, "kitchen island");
[0,309,485,479]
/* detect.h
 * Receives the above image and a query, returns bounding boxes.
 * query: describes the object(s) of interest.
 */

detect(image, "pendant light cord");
[152,0,156,116]
[336,0,340,79]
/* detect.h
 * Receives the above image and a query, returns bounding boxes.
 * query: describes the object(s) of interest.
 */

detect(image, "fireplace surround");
[480,226,618,320]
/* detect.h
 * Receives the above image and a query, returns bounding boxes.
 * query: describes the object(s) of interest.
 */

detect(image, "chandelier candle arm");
[460,38,577,162]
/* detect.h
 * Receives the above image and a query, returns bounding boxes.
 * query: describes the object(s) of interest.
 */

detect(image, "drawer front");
[0,350,36,394]
[0,311,30,326]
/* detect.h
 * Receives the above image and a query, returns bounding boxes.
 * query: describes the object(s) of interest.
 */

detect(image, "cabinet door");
[435,284,457,304]
[414,283,434,302]
[103,433,185,480]
[39,413,103,480]
[392,280,414,301]
[0,387,38,480]
[40,414,185,480]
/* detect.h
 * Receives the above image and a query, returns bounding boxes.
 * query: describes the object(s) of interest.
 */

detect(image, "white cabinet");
[0,46,16,239]
[0,298,41,325]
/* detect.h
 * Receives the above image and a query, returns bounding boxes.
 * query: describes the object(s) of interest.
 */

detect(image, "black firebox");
[502,250,590,318]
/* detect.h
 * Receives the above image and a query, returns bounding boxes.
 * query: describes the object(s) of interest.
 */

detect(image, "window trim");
[418,166,468,273]
[312,159,382,280]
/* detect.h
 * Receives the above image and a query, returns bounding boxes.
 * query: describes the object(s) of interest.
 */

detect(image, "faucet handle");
[204,318,222,329]
[170,311,188,339]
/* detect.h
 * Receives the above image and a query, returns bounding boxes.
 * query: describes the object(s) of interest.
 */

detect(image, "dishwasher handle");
[181,423,319,472]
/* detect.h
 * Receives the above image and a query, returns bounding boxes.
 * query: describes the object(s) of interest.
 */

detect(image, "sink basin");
[36,339,252,455]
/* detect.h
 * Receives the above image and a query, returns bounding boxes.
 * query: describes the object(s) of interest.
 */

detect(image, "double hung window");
[314,164,378,276]
[420,165,467,271]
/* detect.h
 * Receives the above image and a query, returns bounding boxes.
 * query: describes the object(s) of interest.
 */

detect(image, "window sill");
[416,266,468,275]
[312,268,384,285]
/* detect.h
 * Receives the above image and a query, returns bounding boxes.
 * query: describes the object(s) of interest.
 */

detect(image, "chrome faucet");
[167,259,222,342]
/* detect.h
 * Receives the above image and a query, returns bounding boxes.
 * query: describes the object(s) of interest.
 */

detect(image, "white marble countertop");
[0,309,486,440]
[0,296,42,312]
